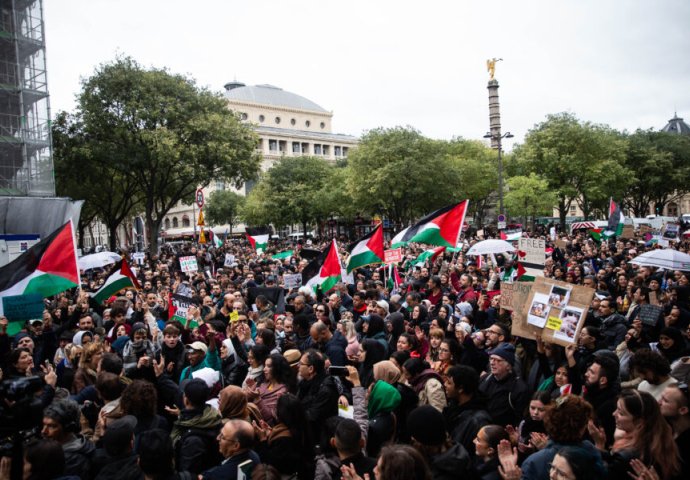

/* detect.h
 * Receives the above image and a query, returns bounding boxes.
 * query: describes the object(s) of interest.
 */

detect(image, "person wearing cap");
[478,343,529,427]
[26,310,58,367]
[91,415,143,480]
[179,331,221,383]
[406,405,473,480]
[168,378,223,474]
[255,294,275,321]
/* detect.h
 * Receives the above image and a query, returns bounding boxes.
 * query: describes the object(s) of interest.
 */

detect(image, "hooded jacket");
[62,434,96,479]
[444,394,492,457]
[172,406,223,474]
[601,313,628,350]
[429,442,473,480]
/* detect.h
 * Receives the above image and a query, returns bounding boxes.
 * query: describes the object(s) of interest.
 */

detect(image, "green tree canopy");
[204,189,245,233]
[622,129,690,216]
[61,56,261,255]
[242,156,335,235]
[345,126,462,226]
[514,112,628,227]
[504,174,557,227]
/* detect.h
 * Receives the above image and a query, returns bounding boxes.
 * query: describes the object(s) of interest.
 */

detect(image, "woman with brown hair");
[589,389,680,479]
[72,341,103,394]
[341,444,432,480]
[217,385,262,424]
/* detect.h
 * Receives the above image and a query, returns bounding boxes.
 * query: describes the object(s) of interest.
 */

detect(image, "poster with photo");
[548,285,572,309]
[553,306,584,343]
[528,293,551,328]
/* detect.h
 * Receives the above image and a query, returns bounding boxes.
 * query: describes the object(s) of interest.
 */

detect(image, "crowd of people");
[0,229,689,480]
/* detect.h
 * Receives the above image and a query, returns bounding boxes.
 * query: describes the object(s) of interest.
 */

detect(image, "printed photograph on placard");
[554,306,583,342]
[548,284,572,308]
[528,293,551,328]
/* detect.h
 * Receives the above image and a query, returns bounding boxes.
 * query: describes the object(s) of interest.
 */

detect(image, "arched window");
[182,215,190,228]
[172,217,179,228]
[164,218,170,230]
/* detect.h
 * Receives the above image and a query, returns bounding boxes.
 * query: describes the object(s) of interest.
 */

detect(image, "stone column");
[487,79,502,149]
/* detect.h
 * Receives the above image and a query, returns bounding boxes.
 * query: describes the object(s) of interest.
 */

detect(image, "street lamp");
[483,131,514,215]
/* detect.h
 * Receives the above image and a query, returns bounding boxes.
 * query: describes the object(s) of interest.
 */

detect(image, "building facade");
[82,83,358,248]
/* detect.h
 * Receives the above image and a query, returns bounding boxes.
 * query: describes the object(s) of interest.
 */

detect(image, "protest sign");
[2,294,44,336]
[663,223,680,240]
[179,256,198,273]
[132,252,145,265]
[499,281,533,312]
[384,248,403,264]
[283,273,303,289]
[637,304,664,327]
[341,268,355,285]
[224,253,235,267]
[621,225,635,239]
[555,239,567,249]
[170,294,199,327]
[516,277,594,347]
[518,238,546,267]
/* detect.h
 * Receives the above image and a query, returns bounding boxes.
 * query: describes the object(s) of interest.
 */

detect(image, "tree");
[70,56,260,255]
[53,111,141,250]
[204,190,245,234]
[444,139,498,226]
[622,130,690,216]
[504,174,557,229]
[345,126,460,226]
[514,113,628,229]
[243,156,335,236]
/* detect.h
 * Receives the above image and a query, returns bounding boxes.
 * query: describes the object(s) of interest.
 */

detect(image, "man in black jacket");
[583,352,620,447]
[170,379,223,475]
[443,365,492,458]
[478,343,529,427]
[297,349,339,441]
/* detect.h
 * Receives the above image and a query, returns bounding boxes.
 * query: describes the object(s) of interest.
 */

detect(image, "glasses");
[438,348,450,353]
[485,330,501,336]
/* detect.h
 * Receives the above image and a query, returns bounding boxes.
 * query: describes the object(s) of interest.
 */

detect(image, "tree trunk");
[558,199,567,231]
[106,221,119,252]
[302,221,308,239]
[77,222,86,250]
[146,214,162,257]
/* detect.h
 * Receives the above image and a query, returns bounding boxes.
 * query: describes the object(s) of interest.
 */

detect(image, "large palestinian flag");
[606,199,624,237]
[0,221,79,317]
[91,259,140,304]
[346,223,385,272]
[246,227,270,253]
[391,201,469,248]
[302,239,342,293]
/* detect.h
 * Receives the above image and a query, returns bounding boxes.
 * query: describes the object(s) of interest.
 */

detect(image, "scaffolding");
[0,0,54,196]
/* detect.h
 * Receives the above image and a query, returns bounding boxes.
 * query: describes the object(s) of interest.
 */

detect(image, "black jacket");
[478,372,529,427]
[429,443,474,480]
[297,372,339,439]
[584,385,619,448]
[444,395,492,458]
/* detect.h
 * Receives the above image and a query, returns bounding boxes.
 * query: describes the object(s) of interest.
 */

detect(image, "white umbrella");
[466,239,516,256]
[78,251,121,271]
[629,249,690,270]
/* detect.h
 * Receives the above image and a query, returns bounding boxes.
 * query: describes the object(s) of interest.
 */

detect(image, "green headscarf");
[367,380,401,417]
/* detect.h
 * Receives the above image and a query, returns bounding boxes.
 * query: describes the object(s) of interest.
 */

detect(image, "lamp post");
[483,131,514,215]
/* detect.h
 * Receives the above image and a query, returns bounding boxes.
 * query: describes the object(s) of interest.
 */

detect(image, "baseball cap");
[186,341,208,354]
[28,318,43,325]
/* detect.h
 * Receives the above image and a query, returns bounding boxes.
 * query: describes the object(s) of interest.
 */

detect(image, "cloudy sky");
[45,0,690,148]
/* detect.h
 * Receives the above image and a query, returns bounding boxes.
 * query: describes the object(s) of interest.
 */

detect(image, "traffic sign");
[497,221,507,229]
[497,214,506,223]
[195,189,205,208]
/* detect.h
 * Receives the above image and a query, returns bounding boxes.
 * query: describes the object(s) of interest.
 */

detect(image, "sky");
[45,0,690,149]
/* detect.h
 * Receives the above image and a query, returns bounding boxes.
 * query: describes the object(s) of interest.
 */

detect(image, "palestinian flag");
[391,200,469,248]
[91,260,140,304]
[346,224,385,272]
[411,246,446,266]
[500,229,522,241]
[302,239,342,293]
[246,233,269,253]
[272,250,294,260]
[501,262,527,283]
[211,231,223,249]
[0,221,79,317]
[606,199,624,237]
[386,264,402,292]
[588,228,611,243]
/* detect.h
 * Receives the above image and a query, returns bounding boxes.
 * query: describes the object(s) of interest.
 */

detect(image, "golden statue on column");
[487,58,502,80]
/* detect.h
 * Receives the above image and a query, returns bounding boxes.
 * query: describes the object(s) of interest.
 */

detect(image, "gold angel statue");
[487,58,502,80]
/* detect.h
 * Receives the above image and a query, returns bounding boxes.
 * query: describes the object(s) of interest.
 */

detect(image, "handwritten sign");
[384,248,403,264]
[179,256,198,273]
[546,316,562,330]
[283,273,303,289]
[519,237,546,267]
[500,281,533,312]
[224,253,236,267]
[2,294,44,323]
